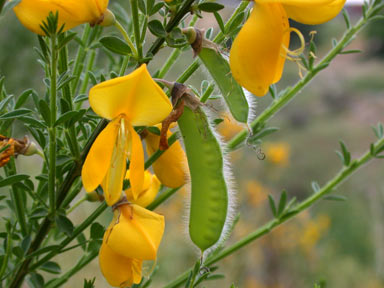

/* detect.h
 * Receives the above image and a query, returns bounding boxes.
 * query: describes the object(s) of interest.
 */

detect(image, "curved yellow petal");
[14,0,108,35]
[82,118,120,193]
[105,204,165,260]
[145,129,188,188]
[99,241,142,287]
[256,0,335,4]
[101,119,129,206]
[89,64,172,125]
[229,3,289,96]
[125,170,161,208]
[283,0,346,25]
[127,123,144,200]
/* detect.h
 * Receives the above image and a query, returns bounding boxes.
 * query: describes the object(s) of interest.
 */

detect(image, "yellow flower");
[145,127,188,188]
[13,0,110,35]
[99,242,142,287]
[125,170,161,208]
[103,203,165,260]
[229,0,346,96]
[81,64,172,206]
[265,142,290,166]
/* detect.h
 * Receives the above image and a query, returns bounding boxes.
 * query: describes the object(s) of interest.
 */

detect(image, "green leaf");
[147,126,161,135]
[268,195,277,217]
[55,215,74,236]
[28,272,45,288]
[198,2,224,12]
[0,108,32,120]
[340,49,362,55]
[90,222,105,240]
[38,99,51,125]
[74,94,88,103]
[15,89,34,109]
[0,174,30,188]
[55,111,80,127]
[150,2,164,16]
[21,235,32,253]
[1,0,21,15]
[277,190,287,216]
[40,261,61,274]
[338,140,351,166]
[148,20,167,38]
[84,278,96,288]
[100,36,131,55]
[311,181,320,192]
[19,116,47,128]
[342,8,351,29]
[213,12,225,33]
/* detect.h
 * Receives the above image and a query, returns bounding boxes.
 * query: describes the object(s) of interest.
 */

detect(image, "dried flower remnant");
[0,135,39,167]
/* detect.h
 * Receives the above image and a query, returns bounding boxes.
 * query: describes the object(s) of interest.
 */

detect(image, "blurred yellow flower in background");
[14,0,111,35]
[229,0,346,96]
[217,112,246,142]
[264,142,290,166]
[81,64,172,206]
[246,180,268,207]
[299,214,330,256]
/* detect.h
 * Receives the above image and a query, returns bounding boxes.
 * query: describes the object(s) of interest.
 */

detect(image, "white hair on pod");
[176,104,238,259]
[244,88,258,126]
[201,104,238,261]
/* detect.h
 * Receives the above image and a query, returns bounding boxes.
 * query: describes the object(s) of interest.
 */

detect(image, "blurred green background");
[1,3,384,288]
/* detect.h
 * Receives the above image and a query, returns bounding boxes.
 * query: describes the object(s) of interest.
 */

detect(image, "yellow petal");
[229,3,289,96]
[89,64,172,125]
[101,119,129,206]
[99,241,142,287]
[105,204,165,260]
[14,0,109,35]
[125,170,161,207]
[127,123,144,200]
[82,118,120,193]
[145,129,188,188]
[283,0,346,25]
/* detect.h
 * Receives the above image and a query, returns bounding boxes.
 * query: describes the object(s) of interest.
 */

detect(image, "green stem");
[164,136,384,288]
[158,49,182,79]
[119,56,130,76]
[114,21,138,58]
[177,1,250,84]
[130,0,143,60]
[145,0,197,60]
[147,186,182,211]
[200,82,215,103]
[71,25,91,94]
[157,15,199,79]
[227,5,379,151]
[48,33,58,215]
[30,202,108,270]
[4,161,27,236]
[66,197,87,214]
[0,229,12,279]
[79,49,96,94]
[45,250,98,288]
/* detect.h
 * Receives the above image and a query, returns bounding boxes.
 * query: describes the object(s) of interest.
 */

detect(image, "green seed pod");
[184,27,249,123]
[198,47,249,123]
[175,90,234,253]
